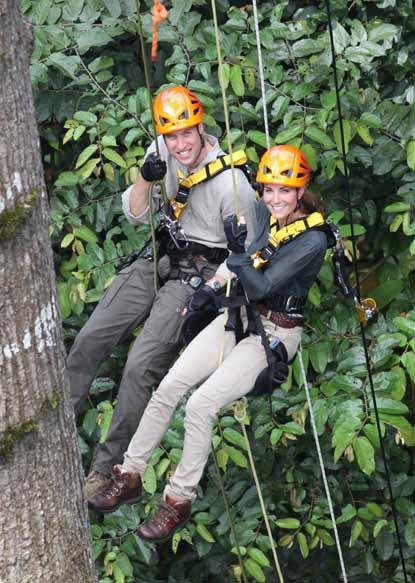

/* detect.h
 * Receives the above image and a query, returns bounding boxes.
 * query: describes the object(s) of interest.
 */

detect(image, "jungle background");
[23,0,415,581]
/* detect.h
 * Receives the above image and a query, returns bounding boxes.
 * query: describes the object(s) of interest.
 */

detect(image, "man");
[67,85,257,501]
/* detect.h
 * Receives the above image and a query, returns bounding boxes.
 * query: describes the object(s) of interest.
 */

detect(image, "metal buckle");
[184,275,204,290]
[285,296,296,312]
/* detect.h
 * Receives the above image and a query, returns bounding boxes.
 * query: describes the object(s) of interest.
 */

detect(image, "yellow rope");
[209,1,285,581]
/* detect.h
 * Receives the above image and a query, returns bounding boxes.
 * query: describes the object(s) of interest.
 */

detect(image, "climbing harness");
[251,212,326,269]
[325,1,409,579]
[172,151,249,220]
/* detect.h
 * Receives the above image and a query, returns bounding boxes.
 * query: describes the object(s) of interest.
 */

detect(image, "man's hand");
[187,285,216,313]
[224,215,247,254]
[140,153,167,182]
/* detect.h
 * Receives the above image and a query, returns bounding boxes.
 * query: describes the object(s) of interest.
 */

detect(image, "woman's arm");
[227,230,327,301]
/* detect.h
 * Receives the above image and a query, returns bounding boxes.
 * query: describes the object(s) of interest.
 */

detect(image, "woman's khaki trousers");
[122,312,302,500]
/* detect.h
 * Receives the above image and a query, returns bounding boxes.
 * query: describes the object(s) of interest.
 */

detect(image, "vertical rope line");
[251,2,350,579]
[211,447,248,583]
[239,420,285,582]
[325,3,409,580]
[210,0,240,219]
[252,0,270,149]
[298,350,348,583]
[135,0,160,156]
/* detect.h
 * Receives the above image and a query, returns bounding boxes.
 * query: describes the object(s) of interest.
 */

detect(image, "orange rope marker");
[151,0,168,62]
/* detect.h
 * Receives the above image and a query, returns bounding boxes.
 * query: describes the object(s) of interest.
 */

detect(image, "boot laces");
[152,502,180,527]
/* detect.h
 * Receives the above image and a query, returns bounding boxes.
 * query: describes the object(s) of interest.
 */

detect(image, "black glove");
[187,284,216,313]
[224,215,248,254]
[140,153,167,182]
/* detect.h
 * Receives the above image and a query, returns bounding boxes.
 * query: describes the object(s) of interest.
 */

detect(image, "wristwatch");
[207,279,222,294]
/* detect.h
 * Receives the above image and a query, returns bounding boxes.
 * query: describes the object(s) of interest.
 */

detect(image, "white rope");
[251,3,350,579]
[252,0,270,149]
[298,349,348,583]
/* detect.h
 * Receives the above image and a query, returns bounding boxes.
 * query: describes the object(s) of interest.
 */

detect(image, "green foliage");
[24,0,415,580]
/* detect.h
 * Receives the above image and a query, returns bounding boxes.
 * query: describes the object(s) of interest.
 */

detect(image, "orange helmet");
[256,145,311,188]
[153,86,204,135]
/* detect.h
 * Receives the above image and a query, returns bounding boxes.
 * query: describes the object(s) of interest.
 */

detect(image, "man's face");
[163,124,204,168]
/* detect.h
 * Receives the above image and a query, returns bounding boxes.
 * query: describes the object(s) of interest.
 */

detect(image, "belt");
[257,304,304,328]
[266,294,306,313]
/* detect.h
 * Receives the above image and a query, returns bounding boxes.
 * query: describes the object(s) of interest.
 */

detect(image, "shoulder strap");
[171,150,250,220]
[252,212,326,269]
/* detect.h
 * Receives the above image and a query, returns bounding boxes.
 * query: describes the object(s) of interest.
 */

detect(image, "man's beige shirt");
[122,134,257,279]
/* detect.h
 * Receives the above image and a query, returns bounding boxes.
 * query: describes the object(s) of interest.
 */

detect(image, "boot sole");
[88,495,141,514]
[136,518,190,543]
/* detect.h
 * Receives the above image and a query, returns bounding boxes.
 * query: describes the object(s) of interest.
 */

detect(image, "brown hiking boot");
[85,470,111,500]
[88,465,141,513]
[137,494,191,542]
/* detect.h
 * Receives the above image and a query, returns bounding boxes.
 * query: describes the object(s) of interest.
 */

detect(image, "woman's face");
[263,183,304,222]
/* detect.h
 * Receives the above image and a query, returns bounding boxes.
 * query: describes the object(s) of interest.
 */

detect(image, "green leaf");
[47,52,80,78]
[73,226,98,244]
[225,445,248,468]
[407,141,415,171]
[223,427,247,450]
[349,520,363,547]
[275,518,300,529]
[275,125,303,144]
[401,352,415,384]
[404,520,415,548]
[336,504,357,525]
[374,397,409,415]
[218,63,230,90]
[305,127,335,149]
[247,548,270,568]
[102,148,126,168]
[74,111,97,126]
[61,233,74,248]
[244,558,265,583]
[353,436,375,476]
[115,553,133,577]
[57,282,71,319]
[375,526,394,560]
[374,519,388,538]
[363,423,381,448]
[156,457,171,478]
[98,403,113,444]
[356,123,373,146]
[333,120,351,154]
[196,523,215,543]
[384,202,411,213]
[270,428,283,445]
[230,65,245,97]
[143,465,157,494]
[247,130,269,148]
[75,144,99,169]
[297,532,309,558]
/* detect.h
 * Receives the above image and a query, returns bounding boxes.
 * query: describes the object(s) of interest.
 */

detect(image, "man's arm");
[122,139,167,225]
[210,171,257,288]
[128,174,152,217]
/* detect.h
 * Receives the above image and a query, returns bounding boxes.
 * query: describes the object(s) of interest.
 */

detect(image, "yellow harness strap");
[172,150,248,219]
[252,212,326,269]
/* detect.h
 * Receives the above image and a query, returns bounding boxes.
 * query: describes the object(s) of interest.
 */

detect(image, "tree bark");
[0,3,95,582]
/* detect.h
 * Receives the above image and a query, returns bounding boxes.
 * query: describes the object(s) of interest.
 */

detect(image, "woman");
[88,145,328,543]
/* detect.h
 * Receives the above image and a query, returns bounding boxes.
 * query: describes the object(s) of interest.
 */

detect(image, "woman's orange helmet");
[256,145,311,188]
[153,86,204,135]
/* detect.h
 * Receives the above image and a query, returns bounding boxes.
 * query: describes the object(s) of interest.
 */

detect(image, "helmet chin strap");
[198,129,205,148]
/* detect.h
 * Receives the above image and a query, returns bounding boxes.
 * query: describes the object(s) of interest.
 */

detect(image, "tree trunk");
[0,3,95,582]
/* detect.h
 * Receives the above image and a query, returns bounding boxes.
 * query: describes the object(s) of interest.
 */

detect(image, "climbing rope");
[210,2,286,581]
[251,0,270,150]
[298,350,349,582]
[325,1,409,580]
[249,2,351,580]
[210,0,241,220]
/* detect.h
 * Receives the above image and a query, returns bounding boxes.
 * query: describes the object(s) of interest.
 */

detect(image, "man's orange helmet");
[256,145,311,188]
[153,86,204,135]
